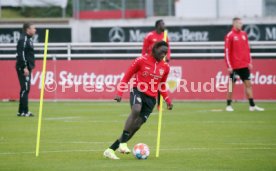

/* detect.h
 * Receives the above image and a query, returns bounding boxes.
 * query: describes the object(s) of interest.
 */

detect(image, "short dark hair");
[155,19,163,28]
[152,41,168,53]
[23,22,33,32]
[232,17,241,22]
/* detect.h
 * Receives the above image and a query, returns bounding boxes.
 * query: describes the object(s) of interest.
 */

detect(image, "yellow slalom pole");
[36,29,49,157]
[156,30,168,158]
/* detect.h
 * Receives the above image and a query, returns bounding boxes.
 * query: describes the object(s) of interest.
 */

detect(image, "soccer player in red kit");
[142,19,171,110]
[224,17,264,112]
[142,19,171,61]
[104,41,173,160]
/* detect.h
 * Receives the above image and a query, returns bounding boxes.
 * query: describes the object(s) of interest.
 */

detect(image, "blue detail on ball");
[136,153,142,159]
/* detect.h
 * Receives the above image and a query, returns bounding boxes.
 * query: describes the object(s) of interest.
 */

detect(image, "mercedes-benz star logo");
[109,27,125,42]
[244,25,261,41]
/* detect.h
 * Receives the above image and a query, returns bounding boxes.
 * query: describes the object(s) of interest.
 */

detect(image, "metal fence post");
[146,0,154,17]
[0,0,2,18]
[73,0,80,19]
[62,7,66,18]
[168,0,172,16]
[121,0,126,19]
[67,44,71,60]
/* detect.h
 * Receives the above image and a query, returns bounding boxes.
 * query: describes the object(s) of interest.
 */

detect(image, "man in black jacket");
[16,23,36,117]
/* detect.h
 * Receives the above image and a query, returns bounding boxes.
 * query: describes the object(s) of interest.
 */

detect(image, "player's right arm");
[17,37,30,76]
[245,33,253,69]
[115,57,142,102]
[224,34,233,73]
[16,38,27,69]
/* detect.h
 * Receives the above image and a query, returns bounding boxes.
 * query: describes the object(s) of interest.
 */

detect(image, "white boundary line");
[1,147,276,156]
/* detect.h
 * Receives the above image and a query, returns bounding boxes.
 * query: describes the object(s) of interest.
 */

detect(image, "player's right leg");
[104,105,141,159]
[16,68,26,116]
[104,89,143,159]
[17,69,34,117]
[117,90,144,154]
[103,148,120,160]
[226,72,235,112]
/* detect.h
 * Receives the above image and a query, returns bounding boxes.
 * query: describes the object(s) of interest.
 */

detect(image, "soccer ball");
[133,143,150,159]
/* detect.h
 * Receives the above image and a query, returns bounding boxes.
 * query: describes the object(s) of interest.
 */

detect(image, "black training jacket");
[16,33,35,70]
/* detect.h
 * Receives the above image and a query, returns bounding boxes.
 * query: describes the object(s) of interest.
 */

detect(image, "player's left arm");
[166,36,171,62]
[159,66,173,110]
[245,33,253,69]
[142,34,150,56]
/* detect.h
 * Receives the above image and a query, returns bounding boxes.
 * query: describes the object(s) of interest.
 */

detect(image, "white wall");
[175,0,263,19]
[175,0,217,19]
[219,0,263,18]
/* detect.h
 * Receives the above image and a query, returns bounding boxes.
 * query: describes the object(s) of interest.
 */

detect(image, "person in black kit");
[16,23,36,117]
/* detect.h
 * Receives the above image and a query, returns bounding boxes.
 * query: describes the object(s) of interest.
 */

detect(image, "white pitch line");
[210,109,224,112]
[64,120,122,123]
[47,141,112,144]
[40,116,271,124]
[227,143,276,146]
[178,121,269,124]
[150,112,158,115]
[53,119,269,124]
[44,117,80,121]
[119,112,158,117]
[0,149,101,155]
[161,147,276,150]
[1,147,276,156]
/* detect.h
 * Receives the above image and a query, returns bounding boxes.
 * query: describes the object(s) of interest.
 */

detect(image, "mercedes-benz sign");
[108,27,125,42]
[244,25,261,41]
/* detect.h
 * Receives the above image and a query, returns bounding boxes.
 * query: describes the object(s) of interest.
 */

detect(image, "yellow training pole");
[156,30,168,158]
[36,29,49,157]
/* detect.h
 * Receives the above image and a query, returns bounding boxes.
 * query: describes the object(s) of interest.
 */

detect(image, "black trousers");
[16,67,31,113]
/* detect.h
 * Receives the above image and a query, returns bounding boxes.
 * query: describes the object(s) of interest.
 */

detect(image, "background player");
[104,41,173,160]
[142,19,171,110]
[224,17,264,112]
[16,23,36,117]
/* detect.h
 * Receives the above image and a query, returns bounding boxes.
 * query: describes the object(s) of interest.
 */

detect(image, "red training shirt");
[117,55,171,104]
[224,27,252,69]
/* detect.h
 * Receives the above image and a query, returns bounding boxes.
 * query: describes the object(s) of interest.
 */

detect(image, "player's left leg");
[157,91,161,111]
[243,80,264,111]
[16,68,25,116]
[243,80,253,99]
[241,68,264,111]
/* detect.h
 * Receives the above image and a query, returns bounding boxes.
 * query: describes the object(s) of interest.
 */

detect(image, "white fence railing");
[0,41,276,60]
